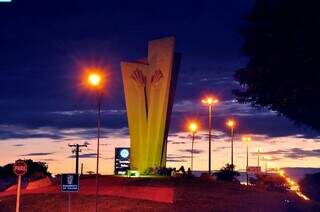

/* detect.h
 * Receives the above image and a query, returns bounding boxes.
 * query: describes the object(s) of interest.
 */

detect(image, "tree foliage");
[215,164,240,182]
[0,159,51,179]
[234,0,320,131]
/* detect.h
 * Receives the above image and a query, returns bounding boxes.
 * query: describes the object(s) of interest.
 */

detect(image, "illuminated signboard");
[114,147,130,175]
[246,166,261,174]
[61,174,79,192]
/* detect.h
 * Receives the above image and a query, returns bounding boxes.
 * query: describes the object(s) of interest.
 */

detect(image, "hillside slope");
[0,176,319,212]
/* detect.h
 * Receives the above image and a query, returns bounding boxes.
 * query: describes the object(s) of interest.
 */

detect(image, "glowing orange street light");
[188,122,198,171]
[88,73,102,87]
[226,119,235,128]
[226,119,236,167]
[201,97,219,105]
[189,122,198,133]
[242,136,252,185]
[242,136,251,143]
[201,96,218,174]
[85,69,105,212]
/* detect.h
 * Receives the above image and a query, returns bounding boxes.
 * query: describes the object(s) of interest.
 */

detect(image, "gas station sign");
[114,147,130,175]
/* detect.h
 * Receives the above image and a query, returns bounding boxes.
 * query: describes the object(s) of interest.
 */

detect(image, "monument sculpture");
[121,37,180,172]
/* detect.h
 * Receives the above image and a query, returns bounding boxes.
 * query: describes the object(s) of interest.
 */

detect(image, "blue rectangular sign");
[61,174,79,192]
[114,147,130,175]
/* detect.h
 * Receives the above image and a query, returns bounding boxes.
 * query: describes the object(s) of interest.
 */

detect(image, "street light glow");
[88,73,102,87]
[189,122,198,133]
[242,136,251,144]
[202,97,218,105]
[83,67,106,91]
[226,119,235,128]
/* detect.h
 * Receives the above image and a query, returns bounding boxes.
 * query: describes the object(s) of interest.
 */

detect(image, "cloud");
[40,158,57,162]
[19,152,55,156]
[213,146,228,152]
[0,125,64,140]
[13,144,25,147]
[166,155,189,162]
[178,135,202,140]
[256,148,320,159]
[0,125,129,140]
[286,148,320,159]
[171,141,186,145]
[179,149,204,154]
[68,153,97,158]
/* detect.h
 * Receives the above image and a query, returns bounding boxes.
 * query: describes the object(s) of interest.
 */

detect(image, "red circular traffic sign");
[13,161,28,176]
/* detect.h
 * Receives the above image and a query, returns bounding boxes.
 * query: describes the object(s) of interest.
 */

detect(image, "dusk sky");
[0,0,319,174]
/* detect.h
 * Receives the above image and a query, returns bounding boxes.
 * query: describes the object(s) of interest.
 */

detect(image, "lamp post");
[242,136,251,185]
[226,119,236,168]
[201,97,218,175]
[87,71,104,212]
[257,147,261,167]
[188,122,198,171]
[263,156,271,173]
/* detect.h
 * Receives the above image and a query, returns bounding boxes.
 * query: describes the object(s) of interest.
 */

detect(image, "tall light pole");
[226,119,236,168]
[201,97,218,175]
[188,122,198,171]
[257,147,261,167]
[87,71,104,212]
[263,156,271,173]
[242,136,251,185]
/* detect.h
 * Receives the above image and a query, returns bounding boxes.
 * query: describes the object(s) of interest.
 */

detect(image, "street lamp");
[263,156,271,173]
[226,119,236,168]
[86,70,104,212]
[257,147,262,167]
[242,136,251,185]
[201,97,218,175]
[188,122,198,171]
[88,73,102,87]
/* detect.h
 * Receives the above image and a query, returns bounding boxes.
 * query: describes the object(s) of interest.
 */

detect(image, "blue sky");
[0,0,319,173]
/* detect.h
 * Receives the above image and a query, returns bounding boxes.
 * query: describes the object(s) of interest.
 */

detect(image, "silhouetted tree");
[0,159,51,179]
[215,164,240,182]
[234,0,320,131]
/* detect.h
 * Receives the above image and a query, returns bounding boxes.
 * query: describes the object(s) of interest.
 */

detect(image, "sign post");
[61,174,79,212]
[13,160,28,212]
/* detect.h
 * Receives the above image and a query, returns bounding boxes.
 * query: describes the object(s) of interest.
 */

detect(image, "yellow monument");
[121,37,180,172]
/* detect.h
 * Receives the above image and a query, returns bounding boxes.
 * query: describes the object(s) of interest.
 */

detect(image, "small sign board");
[13,160,28,176]
[61,174,79,192]
[114,147,130,175]
[246,166,261,174]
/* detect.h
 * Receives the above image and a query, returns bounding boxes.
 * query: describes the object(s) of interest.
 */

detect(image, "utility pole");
[81,163,84,175]
[68,143,87,174]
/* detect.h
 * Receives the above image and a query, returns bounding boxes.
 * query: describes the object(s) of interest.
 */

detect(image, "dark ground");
[0,176,319,212]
